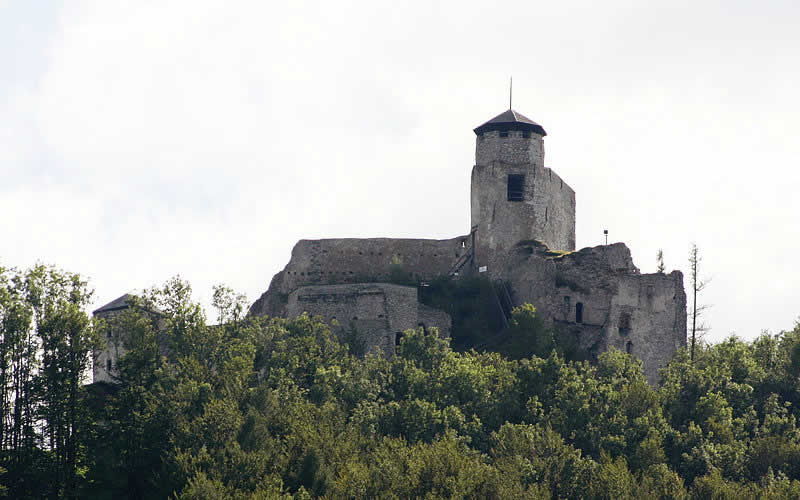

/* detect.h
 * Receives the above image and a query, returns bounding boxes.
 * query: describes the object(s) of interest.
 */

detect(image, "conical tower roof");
[473,109,546,136]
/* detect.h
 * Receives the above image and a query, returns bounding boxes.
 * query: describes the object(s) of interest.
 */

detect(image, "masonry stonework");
[471,162,575,273]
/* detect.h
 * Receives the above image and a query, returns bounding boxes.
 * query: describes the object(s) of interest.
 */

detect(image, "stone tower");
[470,109,576,274]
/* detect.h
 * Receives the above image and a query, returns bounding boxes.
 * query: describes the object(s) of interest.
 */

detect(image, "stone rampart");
[249,236,470,317]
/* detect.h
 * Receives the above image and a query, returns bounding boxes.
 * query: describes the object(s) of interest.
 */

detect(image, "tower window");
[576,302,584,323]
[507,174,525,202]
[395,332,404,346]
[499,131,509,138]
[106,359,112,371]
[626,341,633,354]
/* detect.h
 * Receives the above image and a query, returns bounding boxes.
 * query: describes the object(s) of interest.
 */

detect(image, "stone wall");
[471,161,576,274]
[499,241,686,384]
[476,130,544,166]
[249,236,470,317]
[286,283,451,356]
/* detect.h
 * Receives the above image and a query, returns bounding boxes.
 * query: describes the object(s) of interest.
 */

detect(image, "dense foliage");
[3,265,800,498]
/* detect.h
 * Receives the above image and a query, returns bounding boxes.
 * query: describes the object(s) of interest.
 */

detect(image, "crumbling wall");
[501,241,686,384]
[250,236,470,317]
[285,283,451,356]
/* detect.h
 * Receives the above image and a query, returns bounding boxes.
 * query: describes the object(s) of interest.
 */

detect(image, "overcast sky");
[2,1,798,342]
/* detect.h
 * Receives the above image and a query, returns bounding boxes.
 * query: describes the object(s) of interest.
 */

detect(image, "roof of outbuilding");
[93,294,134,314]
[473,109,547,136]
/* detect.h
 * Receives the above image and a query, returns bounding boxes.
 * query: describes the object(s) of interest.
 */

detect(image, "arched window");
[395,332,404,346]
[575,302,584,324]
[106,359,112,371]
[626,341,633,354]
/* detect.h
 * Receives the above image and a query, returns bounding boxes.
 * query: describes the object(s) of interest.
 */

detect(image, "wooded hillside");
[2,265,800,498]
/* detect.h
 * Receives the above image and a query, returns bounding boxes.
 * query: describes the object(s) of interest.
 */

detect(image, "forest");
[2,263,800,499]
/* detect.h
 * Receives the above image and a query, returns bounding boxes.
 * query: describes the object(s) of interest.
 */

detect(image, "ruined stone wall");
[475,130,544,166]
[250,236,470,317]
[471,162,576,274]
[500,242,686,384]
[286,283,451,356]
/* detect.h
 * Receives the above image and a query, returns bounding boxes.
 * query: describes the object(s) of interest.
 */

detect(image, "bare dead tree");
[688,243,711,362]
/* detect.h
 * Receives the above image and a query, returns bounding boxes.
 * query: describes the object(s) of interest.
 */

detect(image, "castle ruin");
[248,108,687,384]
[94,107,686,385]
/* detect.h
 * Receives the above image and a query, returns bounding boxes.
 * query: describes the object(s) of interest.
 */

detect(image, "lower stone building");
[286,283,450,355]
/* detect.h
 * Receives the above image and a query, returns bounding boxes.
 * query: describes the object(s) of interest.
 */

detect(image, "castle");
[95,107,687,385]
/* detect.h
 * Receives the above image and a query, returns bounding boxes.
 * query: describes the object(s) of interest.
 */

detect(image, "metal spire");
[509,76,513,109]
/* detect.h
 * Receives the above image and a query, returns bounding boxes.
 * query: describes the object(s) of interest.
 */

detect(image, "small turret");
[474,109,546,166]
